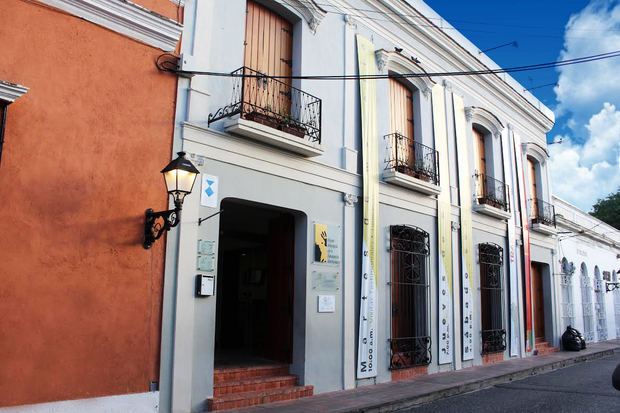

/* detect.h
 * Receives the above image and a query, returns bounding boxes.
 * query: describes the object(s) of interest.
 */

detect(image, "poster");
[313,223,341,265]
[433,84,453,365]
[356,35,379,379]
[453,95,475,361]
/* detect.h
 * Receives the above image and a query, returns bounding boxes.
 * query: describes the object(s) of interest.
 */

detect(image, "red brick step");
[208,385,314,411]
[213,364,289,383]
[213,374,298,396]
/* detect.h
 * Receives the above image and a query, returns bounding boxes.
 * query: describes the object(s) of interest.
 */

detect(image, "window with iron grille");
[389,225,431,369]
[0,101,7,167]
[479,243,506,354]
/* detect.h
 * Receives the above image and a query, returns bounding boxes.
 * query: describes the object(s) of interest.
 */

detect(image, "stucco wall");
[0,2,177,407]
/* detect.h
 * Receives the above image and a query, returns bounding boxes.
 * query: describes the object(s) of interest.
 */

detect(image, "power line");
[158,49,620,80]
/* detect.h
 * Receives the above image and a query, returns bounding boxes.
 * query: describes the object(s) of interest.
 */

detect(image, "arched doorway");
[594,267,607,340]
[559,258,575,331]
[614,271,620,337]
[580,263,595,342]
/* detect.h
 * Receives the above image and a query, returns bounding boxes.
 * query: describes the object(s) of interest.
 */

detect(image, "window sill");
[383,170,440,196]
[530,222,557,236]
[224,117,323,157]
[473,203,511,220]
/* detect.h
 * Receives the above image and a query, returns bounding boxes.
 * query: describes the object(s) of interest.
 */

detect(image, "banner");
[513,133,534,352]
[502,129,521,357]
[453,95,475,361]
[432,84,453,365]
[356,35,379,379]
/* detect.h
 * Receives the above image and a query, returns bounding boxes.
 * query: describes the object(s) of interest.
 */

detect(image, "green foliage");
[590,187,620,230]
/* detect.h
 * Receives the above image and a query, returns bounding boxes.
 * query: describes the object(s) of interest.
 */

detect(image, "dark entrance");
[531,262,545,341]
[215,199,295,366]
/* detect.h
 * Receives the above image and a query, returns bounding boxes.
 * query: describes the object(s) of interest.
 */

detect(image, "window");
[580,263,595,342]
[384,78,438,185]
[465,107,509,215]
[523,144,555,229]
[594,266,607,340]
[0,80,28,167]
[208,1,322,148]
[389,225,431,369]
[479,243,506,354]
[0,101,7,166]
[613,271,620,337]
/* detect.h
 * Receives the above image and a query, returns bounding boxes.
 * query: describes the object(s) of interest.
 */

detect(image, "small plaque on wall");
[311,271,341,291]
[198,240,215,255]
[197,255,215,272]
[317,295,336,313]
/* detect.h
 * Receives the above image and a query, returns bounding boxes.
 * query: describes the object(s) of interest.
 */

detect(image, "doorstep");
[217,339,620,412]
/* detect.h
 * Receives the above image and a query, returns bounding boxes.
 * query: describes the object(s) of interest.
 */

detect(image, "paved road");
[401,351,620,413]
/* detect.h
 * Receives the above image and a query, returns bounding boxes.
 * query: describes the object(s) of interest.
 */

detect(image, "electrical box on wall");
[196,274,215,297]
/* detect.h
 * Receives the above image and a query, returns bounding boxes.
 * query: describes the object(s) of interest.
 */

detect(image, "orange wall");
[0,2,178,406]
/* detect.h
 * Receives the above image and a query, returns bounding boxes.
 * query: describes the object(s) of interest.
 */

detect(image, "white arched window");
[594,266,607,340]
[560,258,575,331]
[580,263,595,342]
[613,271,620,337]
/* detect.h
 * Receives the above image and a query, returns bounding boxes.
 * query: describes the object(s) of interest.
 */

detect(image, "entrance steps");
[208,364,313,410]
[535,338,559,355]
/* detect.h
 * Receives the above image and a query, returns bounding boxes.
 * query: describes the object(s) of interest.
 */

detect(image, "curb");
[356,348,615,413]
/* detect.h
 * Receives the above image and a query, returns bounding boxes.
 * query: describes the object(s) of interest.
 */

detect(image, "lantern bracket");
[143,207,181,249]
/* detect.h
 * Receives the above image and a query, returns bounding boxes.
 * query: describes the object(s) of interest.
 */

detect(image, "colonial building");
[159,0,558,412]
[0,0,182,411]
[552,196,620,345]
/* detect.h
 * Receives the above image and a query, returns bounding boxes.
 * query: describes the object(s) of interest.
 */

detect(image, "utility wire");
[158,49,620,80]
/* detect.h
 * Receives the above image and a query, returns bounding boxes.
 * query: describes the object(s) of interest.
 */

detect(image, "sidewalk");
[221,339,620,413]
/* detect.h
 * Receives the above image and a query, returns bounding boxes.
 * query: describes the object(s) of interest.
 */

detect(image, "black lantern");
[144,152,199,249]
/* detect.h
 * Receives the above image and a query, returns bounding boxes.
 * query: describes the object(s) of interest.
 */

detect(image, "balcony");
[383,133,440,195]
[529,198,557,235]
[208,66,322,157]
[473,172,511,220]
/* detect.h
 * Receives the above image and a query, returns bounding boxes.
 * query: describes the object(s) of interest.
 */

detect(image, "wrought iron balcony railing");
[208,66,321,144]
[481,329,506,354]
[388,336,432,370]
[529,198,556,227]
[384,133,439,185]
[474,172,510,212]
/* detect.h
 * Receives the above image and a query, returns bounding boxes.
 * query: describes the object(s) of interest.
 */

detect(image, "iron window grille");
[0,101,7,167]
[529,198,556,227]
[479,242,506,354]
[388,225,431,370]
[384,133,439,185]
[208,66,322,144]
[474,171,510,212]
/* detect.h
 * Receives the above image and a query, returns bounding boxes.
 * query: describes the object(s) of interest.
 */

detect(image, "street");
[402,351,620,413]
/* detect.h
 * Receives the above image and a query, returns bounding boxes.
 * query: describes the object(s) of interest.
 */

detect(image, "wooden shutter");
[389,78,414,167]
[244,1,292,117]
[472,128,486,198]
[527,158,538,218]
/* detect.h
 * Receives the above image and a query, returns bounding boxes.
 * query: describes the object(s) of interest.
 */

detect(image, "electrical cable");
[157,49,620,80]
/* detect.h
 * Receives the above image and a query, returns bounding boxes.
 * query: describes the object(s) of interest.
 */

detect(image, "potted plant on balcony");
[244,105,279,129]
[278,114,306,138]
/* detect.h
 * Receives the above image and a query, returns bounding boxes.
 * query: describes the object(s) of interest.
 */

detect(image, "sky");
[424,0,620,212]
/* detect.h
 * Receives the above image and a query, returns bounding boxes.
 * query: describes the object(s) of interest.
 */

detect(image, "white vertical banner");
[453,95,475,361]
[502,128,521,357]
[356,35,378,379]
[433,84,453,365]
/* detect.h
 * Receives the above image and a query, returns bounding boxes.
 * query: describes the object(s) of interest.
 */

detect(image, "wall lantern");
[143,151,199,249]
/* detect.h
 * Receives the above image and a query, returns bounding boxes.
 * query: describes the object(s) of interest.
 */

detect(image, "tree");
[590,187,620,230]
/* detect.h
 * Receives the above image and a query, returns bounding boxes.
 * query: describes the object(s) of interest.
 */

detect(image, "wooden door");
[527,158,538,219]
[389,78,414,169]
[472,128,486,198]
[531,263,545,340]
[244,1,292,117]
[266,214,295,363]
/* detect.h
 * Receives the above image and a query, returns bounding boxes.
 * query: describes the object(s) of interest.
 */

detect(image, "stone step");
[536,341,550,349]
[207,385,314,411]
[213,374,299,397]
[213,364,290,383]
[537,346,559,355]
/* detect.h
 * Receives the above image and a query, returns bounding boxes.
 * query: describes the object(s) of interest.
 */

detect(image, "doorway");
[215,199,296,366]
[531,262,545,342]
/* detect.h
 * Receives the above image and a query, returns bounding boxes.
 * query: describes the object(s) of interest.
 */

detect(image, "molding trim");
[0,80,28,103]
[277,0,327,34]
[343,193,358,207]
[522,141,549,163]
[465,106,504,138]
[375,49,435,97]
[39,0,182,51]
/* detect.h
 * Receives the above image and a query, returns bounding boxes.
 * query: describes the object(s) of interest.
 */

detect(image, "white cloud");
[549,104,620,211]
[550,1,620,210]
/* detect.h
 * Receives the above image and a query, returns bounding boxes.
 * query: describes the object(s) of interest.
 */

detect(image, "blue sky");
[425,0,620,211]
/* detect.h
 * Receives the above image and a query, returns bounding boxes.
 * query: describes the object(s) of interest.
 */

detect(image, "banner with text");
[356,35,379,379]
[453,95,475,361]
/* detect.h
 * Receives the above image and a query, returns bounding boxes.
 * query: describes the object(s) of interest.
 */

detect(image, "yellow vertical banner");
[453,94,475,361]
[432,84,453,364]
[356,35,378,379]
